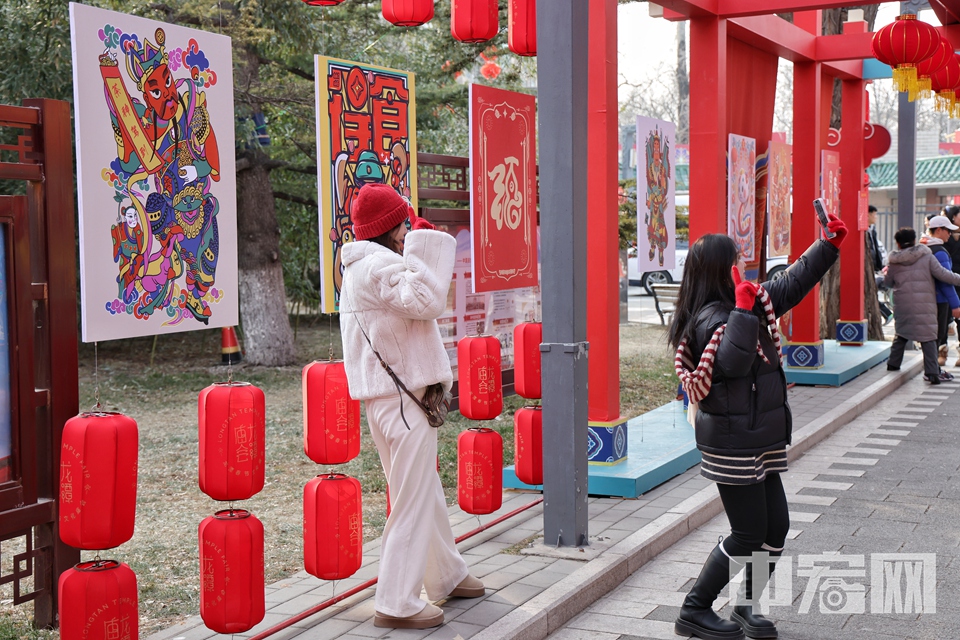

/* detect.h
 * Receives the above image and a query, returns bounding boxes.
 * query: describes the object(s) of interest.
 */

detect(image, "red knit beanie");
[351,184,411,241]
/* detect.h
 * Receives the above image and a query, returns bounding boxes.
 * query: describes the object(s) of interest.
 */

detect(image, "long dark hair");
[668,234,738,349]
[369,222,405,254]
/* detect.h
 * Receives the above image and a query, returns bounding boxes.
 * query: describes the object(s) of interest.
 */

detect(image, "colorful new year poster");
[316,56,417,313]
[469,85,538,293]
[768,141,792,258]
[635,116,677,272]
[728,134,757,262]
[821,150,841,219]
[70,3,238,342]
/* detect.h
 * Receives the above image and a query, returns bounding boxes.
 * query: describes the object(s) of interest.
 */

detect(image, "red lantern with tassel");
[508,0,536,57]
[931,54,960,117]
[513,322,542,399]
[457,334,503,420]
[59,412,138,550]
[871,14,940,96]
[451,0,498,43]
[198,381,265,501]
[382,0,434,26]
[59,560,139,640]
[303,360,361,464]
[304,473,363,580]
[199,509,265,634]
[514,406,542,485]
[458,427,503,514]
[916,37,952,100]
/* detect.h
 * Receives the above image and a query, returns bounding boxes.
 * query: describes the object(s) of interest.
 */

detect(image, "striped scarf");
[674,285,781,404]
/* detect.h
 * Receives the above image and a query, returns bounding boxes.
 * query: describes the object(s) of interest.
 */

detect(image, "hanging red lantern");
[382,0,434,26]
[931,54,960,116]
[916,37,952,100]
[304,473,363,580]
[302,0,344,5]
[303,360,361,464]
[451,0,498,43]
[198,381,265,501]
[59,412,138,550]
[199,509,265,634]
[508,0,536,57]
[871,14,940,96]
[457,334,503,420]
[59,560,139,640]
[513,322,542,399]
[458,427,503,514]
[514,406,542,485]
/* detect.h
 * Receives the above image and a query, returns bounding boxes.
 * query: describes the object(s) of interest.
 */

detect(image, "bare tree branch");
[274,191,317,207]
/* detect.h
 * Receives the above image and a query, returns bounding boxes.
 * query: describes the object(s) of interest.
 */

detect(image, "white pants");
[365,388,469,617]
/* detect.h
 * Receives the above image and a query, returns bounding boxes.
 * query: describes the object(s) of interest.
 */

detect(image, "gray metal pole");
[897,90,916,229]
[538,0,590,548]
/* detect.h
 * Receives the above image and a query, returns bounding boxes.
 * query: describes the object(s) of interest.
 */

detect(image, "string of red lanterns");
[199,381,266,501]
[514,406,543,486]
[199,509,266,633]
[931,53,960,117]
[872,14,941,99]
[59,560,139,640]
[458,427,503,514]
[452,0,499,43]
[916,37,952,100]
[382,0,434,27]
[303,360,361,464]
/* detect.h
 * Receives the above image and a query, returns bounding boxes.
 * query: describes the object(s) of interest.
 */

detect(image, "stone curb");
[471,354,923,640]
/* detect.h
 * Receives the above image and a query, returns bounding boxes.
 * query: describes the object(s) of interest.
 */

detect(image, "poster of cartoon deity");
[635,116,676,272]
[821,150,841,219]
[727,134,757,262]
[767,140,792,258]
[69,3,238,342]
[315,56,417,313]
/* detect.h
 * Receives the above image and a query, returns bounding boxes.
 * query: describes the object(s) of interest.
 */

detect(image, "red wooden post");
[838,73,867,345]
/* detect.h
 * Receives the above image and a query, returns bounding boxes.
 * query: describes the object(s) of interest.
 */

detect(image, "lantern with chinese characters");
[382,0,434,26]
[513,322,542,399]
[514,406,542,485]
[304,473,363,580]
[59,412,138,550]
[458,427,503,514]
[198,381,265,501]
[931,54,960,116]
[916,37,952,100]
[457,334,503,420]
[872,14,940,95]
[508,0,536,57]
[199,509,265,634]
[303,360,361,465]
[59,560,139,640]
[451,0,498,43]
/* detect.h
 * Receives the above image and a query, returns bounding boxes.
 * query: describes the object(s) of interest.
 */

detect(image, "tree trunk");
[236,152,297,366]
[676,22,689,144]
[819,234,886,340]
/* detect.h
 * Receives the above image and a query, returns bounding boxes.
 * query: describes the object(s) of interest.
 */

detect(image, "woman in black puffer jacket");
[669,219,846,640]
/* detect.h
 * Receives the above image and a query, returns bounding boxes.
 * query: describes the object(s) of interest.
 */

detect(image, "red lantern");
[457,335,503,420]
[382,0,434,26]
[931,54,960,116]
[303,360,361,464]
[458,427,503,514]
[872,14,940,95]
[513,322,542,399]
[302,0,344,5]
[508,0,536,57]
[514,406,542,485]
[451,0,498,43]
[59,412,138,550]
[304,473,363,580]
[198,382,265,501]
[59,560,138,640]
[199,509,265,634]
[916,38,952,99]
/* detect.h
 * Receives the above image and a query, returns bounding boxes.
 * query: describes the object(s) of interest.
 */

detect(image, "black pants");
[889,337,940,377]
[937,302,951,349]
[716,473,790,559]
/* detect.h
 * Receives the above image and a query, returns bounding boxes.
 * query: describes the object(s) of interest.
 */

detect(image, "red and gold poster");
[469,84,538,293]
[767,141,792,258]
[728,134,757,261]
[821,150,841,219]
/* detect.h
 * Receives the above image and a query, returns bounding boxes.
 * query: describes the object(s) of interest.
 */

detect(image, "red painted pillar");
[689,17,728,241]
[838,76,867,344]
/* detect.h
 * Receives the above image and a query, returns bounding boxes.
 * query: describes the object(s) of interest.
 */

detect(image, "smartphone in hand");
[813,198,836,239]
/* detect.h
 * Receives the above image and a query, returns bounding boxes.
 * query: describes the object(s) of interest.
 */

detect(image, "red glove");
[410,214,436,231]
[825,213,847,248]
[731,265,759,310]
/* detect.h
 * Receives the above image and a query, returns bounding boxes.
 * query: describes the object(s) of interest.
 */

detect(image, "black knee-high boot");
[674,545,745,640]
[730,557,778,639]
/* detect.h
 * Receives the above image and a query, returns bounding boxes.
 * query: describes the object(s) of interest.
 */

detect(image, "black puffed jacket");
[689,240,839,456]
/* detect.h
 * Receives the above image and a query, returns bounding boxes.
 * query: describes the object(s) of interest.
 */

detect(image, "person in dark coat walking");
[922,215,960,367]
[669,213,847,640]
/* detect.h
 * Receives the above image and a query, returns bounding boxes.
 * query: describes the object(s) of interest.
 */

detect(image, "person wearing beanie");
[338,183,483,630]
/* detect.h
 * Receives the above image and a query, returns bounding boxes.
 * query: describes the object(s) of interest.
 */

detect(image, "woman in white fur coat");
[339,183,483,630]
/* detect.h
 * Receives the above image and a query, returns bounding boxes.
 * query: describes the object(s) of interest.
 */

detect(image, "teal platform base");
[503,402,701,499]
[785,339,890,387]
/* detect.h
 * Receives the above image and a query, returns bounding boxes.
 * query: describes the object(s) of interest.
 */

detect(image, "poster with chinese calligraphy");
[728,134,757,261]
[316,56,417,313]
[70,3,239,342]
[635,116,676,272]
[821,150,841,220]
[768,140,792,258]
[469,84,538,293]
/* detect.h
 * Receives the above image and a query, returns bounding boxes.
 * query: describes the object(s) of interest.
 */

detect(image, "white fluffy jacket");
[339,229,457,400]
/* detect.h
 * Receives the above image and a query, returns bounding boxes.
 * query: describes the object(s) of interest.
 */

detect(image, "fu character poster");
[469,84,538,293]
[767,141,792,258]
[635,116,676,273]
[315,57,417,313]
[728,134,757,262]
[70,3,239,342]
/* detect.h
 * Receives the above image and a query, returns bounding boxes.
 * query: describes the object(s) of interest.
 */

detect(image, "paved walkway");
[148,351,924,640]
